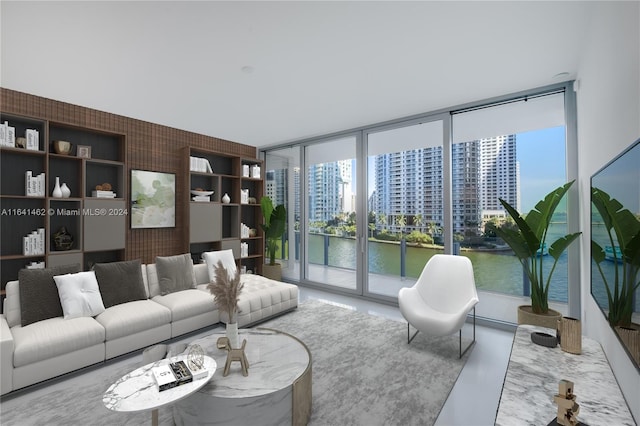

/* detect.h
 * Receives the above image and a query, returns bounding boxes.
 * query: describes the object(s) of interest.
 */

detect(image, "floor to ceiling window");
[365,117,445,299]
[305,136,359,291]
[263,146,300,281]
[451,92,572,316]
[262,83,578,323]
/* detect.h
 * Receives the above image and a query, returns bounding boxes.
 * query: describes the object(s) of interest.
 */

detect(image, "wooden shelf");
[1,112,126,288]
[187,147,264,274]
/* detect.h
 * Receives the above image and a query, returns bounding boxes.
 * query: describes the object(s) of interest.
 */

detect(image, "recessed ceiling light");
[241,66,254,74]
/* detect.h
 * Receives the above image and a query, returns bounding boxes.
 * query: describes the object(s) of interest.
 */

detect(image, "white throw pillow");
[53,271,106,319]
[203,249,237,281]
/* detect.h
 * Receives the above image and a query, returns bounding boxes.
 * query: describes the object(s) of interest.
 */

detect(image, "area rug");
[0,300,470,425]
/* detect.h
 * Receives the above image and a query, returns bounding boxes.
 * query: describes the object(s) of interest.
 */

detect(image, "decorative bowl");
[53,140,73,155]
[191,190,214,196]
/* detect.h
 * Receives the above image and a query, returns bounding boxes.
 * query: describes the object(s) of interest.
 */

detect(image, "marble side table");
[496,324,634,425]
[103,354,216,426]
[172,328,312,426]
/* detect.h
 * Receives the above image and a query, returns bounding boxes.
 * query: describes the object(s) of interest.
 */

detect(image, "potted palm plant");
[494,181,581,328]
[260,196,286,281]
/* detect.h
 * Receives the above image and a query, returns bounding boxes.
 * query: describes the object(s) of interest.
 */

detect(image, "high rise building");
[478,135,519,230]
[374,135,518,237]
[307,160,351,222]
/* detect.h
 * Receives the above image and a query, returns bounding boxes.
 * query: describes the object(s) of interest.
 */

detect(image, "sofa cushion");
[203,249,237,281]
[18,264,81,327]
[233,274,299,325]
[94,259,147,308]
[152,289,215,322]
[12,316,105,367]
[155,254,196,296]
[94,300,171,341]
[53,271,106,319]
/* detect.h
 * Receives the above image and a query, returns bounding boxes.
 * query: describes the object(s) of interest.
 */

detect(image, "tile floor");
[298,287,515,426]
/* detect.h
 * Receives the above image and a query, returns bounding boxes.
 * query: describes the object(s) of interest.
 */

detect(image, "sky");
[516,126,567,212]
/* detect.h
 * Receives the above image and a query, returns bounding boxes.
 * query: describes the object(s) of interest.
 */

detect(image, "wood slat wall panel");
[1,88,258,263]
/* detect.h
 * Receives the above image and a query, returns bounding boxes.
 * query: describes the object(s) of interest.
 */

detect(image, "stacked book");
[25,171,46,196]
[152,360,201,392]
[192,195,210,202]
[23,228,45,256]
[92,190,116,198]
[25,261,45,269]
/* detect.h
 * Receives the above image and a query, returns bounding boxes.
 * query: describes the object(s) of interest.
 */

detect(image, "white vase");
[52,177,63,198]
[222,193,231,204]
[226,322,239,349]
[60,182,71,198]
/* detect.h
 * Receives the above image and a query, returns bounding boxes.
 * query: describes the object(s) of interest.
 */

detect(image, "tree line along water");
[306,223,571,303]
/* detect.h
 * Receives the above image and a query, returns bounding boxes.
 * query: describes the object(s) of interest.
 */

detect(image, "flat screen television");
[590,137,640,369]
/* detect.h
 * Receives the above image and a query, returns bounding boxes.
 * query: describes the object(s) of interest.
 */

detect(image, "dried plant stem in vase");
[207,260,244,348]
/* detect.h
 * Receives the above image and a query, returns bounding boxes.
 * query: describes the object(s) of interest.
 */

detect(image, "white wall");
[577,1,640,420]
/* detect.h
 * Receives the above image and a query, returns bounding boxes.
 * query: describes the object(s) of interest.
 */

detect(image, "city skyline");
[267,125,567,228]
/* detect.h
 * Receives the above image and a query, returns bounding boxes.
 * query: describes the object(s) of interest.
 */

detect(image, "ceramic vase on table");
[60,183,71,198]
[52,177,63,198]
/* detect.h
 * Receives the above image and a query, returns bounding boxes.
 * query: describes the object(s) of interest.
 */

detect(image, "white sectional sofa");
[0,255,298,396]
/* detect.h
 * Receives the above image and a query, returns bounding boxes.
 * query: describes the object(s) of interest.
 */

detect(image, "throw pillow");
[155,253,196,296]
[18,263,81,327]
[93,259,146,308]
[53,271,106,319]
[203,249,237,282]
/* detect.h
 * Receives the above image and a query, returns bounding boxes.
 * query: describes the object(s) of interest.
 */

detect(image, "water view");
[307,222,571,303]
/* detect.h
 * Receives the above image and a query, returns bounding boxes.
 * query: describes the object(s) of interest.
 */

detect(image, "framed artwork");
[130,169,176,229]
[77,145,92,159]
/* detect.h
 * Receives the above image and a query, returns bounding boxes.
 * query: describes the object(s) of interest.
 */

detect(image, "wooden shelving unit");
[186,147,264,274]
[0,113,127,292]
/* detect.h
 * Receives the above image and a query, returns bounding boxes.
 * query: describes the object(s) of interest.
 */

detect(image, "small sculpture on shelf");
[60,182,71,198]
[52,177,63,198]
[53,226,74,251]
[553,379,580,426]
[93,182,116,198]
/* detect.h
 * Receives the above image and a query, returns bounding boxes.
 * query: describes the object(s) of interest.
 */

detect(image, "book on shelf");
[23,228,45,256]
[25,129,39,150]
[189,156,213,173]
[25,261,45,269]
[25,171,45,196]
[192,195,210,202]
[92,190,116,198]
[1,121,16,147]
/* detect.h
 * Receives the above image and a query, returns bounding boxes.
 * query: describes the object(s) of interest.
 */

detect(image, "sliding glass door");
[365,117,446,299]
[262,83,578,322]
[305,136,359,291]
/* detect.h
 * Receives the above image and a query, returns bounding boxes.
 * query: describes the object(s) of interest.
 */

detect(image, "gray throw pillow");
[94,259,146,308]
[19,263,81,327]
[156,254,196,296]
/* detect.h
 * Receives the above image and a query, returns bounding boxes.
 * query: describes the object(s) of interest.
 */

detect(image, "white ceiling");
[1,1,595,148]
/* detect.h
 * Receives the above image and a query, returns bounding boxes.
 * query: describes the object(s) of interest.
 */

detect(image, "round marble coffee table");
[172,328,312,426]
[103,354,216,425]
